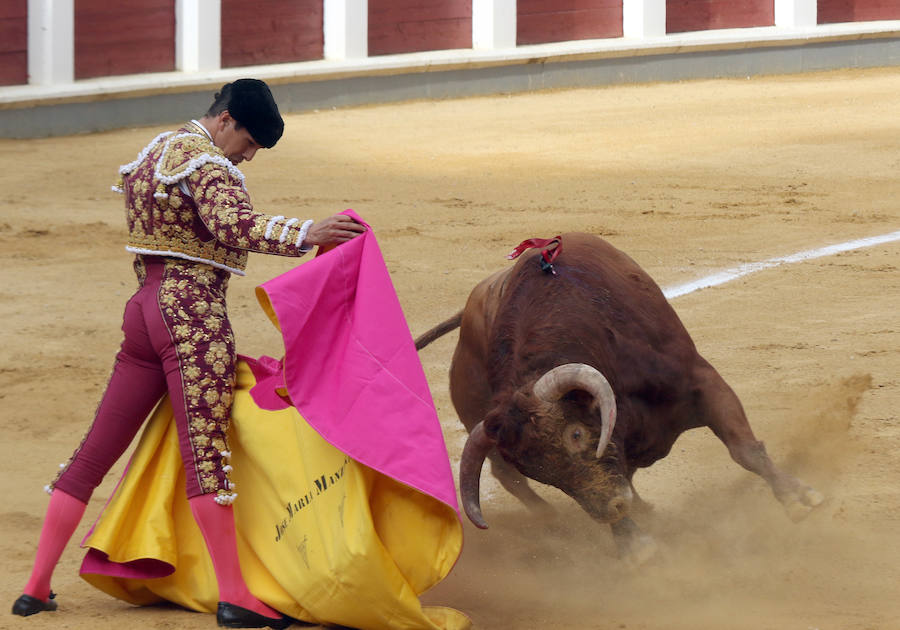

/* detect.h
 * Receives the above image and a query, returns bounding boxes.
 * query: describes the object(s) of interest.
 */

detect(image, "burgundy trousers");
[53,256,236,502]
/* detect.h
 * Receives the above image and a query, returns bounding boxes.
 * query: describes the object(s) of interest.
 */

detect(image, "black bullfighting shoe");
[216,602,292,629]
[11,591,57,616]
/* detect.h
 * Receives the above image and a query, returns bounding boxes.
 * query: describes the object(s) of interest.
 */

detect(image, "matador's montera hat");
[225,79,284,149]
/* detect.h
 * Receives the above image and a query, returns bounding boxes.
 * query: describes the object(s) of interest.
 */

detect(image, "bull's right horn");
[459,421,495,529]
[533,363,617,459]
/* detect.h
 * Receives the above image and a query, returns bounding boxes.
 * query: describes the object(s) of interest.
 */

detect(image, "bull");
[416,233,823,559]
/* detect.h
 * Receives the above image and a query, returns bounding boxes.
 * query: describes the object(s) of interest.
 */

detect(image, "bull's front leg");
[693,362,824,521]
[488,452,556,518]
[627,471,654,516]
[610,516,657,566]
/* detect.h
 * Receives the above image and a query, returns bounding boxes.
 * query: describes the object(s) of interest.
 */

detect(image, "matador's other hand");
[304,214,367,247]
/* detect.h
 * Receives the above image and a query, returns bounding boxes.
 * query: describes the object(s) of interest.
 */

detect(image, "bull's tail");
[414,312,463,350]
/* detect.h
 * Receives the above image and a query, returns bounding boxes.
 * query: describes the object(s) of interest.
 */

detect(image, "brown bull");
[416,233,823,559]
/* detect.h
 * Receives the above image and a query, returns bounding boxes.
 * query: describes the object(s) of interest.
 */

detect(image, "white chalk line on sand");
[663,229,900,300]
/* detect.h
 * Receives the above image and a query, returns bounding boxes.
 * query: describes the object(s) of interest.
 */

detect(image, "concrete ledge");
[2,20,898,138]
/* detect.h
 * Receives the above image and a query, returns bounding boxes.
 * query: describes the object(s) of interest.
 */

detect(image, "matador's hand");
[304,214,367,247]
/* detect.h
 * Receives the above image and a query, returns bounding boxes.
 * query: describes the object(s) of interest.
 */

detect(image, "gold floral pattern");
[159,258,236,495]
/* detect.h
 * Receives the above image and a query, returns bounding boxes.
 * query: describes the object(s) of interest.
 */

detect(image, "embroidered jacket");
[113,121,312,275]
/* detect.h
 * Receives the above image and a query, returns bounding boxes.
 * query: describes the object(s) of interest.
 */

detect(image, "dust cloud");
[424,375,895,630]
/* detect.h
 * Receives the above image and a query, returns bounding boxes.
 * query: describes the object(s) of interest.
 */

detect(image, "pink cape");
[249,210,459,513]
[75,213,468,630]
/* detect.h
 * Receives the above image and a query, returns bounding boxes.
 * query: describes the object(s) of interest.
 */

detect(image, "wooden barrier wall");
[518,0,622,45]
[368,0,471,56]
[667,0,773,33]
[221,0,323,67]
[819,0,900,23]
[74,0,175,80]
[3,0,900,86]
[0,0,27,86]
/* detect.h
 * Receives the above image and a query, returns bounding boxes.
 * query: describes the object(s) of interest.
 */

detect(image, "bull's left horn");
[459,421,495,529]
[533,363,617,459]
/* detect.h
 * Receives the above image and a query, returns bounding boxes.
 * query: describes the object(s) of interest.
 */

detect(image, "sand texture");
[1,67,899,629]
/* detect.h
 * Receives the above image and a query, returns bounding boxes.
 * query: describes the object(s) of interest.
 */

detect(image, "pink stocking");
[189,494,280,619]
[23,490,88,601]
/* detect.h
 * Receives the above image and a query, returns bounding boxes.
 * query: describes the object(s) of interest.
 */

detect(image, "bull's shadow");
[416,232,824,562]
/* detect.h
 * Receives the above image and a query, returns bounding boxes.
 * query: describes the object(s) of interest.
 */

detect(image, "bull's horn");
[533,363,617,459]
[459,421,495,529]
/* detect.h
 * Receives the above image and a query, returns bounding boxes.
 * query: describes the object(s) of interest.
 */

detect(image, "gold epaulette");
[155,130,245,187]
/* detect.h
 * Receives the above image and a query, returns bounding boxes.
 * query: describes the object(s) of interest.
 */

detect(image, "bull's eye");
[562,422,591,454]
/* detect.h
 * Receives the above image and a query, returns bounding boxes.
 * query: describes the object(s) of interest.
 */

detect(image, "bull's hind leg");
[692,362,824,521]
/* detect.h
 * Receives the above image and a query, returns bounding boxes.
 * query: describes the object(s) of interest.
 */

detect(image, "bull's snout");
[588,484,633,523]
[573,482,633,524]
[606,495,629,521]
[580,488,633,523]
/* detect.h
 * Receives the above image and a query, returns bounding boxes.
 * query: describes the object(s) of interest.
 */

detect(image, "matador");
[12,79,365,629]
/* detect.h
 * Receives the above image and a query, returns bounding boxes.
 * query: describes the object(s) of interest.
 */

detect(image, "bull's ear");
[483,409,523,447]
[511,389,534,410]
[483,410,503,441]
[563,388,595,410]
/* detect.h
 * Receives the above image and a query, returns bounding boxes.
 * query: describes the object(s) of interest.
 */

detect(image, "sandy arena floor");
[1,66,899,630]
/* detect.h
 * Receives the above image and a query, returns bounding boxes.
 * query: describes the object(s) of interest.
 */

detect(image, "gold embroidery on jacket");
[119,123,313,276]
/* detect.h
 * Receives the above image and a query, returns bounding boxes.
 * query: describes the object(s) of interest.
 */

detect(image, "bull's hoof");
[625,534,658,567]
[620,533,658,567]
[785,500,813,522]
[778,484,825,523]
[611,516,658,566]
[802,488,825,507]
[783,488,824,522]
